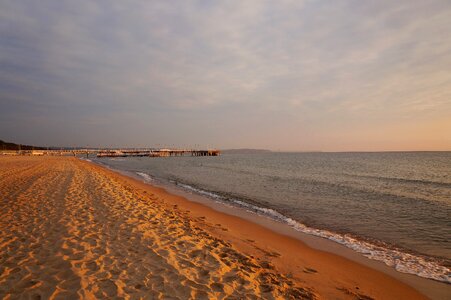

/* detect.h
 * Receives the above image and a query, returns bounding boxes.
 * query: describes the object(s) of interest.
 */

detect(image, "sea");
[90,151,451,283]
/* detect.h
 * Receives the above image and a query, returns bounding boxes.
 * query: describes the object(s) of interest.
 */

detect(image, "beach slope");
[0,156,427,299]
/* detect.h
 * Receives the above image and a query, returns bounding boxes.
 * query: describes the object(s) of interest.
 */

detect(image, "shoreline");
[90,154,450,283]
[93,158,451,300]
[85,157,442,298]
[0,156,446,299]
[159,177,451,300]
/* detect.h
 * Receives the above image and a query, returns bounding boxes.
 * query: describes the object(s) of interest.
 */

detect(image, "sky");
[1,0,450,151]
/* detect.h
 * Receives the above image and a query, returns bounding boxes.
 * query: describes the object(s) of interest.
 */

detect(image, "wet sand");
[0,156,429,299]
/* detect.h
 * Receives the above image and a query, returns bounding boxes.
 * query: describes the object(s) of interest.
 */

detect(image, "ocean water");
[91,152,451,283]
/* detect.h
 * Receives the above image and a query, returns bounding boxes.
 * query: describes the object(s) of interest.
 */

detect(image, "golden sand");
[0,156,427,299]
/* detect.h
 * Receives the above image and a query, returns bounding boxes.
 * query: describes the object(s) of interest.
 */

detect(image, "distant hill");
[0,140,46,150]
[221,148,272,154]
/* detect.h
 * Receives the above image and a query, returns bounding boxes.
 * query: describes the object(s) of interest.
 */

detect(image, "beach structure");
[0,148,220,157]
[31,150,45,156]
[96,149,220,158]
[0,150,19,156]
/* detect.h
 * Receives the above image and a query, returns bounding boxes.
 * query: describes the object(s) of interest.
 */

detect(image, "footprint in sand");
[303,267,318,274]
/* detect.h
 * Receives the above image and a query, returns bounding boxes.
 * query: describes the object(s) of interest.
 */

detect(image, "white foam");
[136,172,153,182]
[177,183,223,200]
[282,218,450,283]
[175,182,451,284]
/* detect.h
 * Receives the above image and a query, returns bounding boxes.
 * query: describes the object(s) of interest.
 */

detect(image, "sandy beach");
[0,156,429,299]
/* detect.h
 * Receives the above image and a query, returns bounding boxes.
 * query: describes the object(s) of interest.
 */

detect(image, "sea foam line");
[136,172,153,182]
[175,182,451,284]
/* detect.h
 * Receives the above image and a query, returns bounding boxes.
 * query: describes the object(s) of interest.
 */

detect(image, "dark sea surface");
[91,152,451,283]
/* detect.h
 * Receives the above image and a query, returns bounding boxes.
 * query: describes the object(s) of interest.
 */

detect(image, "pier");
[96,149,220,158]
[1,148,221,158]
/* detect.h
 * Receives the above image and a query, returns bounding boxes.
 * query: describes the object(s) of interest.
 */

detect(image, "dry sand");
[0,156,428,299]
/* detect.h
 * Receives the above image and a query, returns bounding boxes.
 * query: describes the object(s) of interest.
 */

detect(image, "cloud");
[0,0,450,150]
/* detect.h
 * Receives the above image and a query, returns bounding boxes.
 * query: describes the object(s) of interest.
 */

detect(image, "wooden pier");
[1,148,221,158]
[96,149,220,158]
